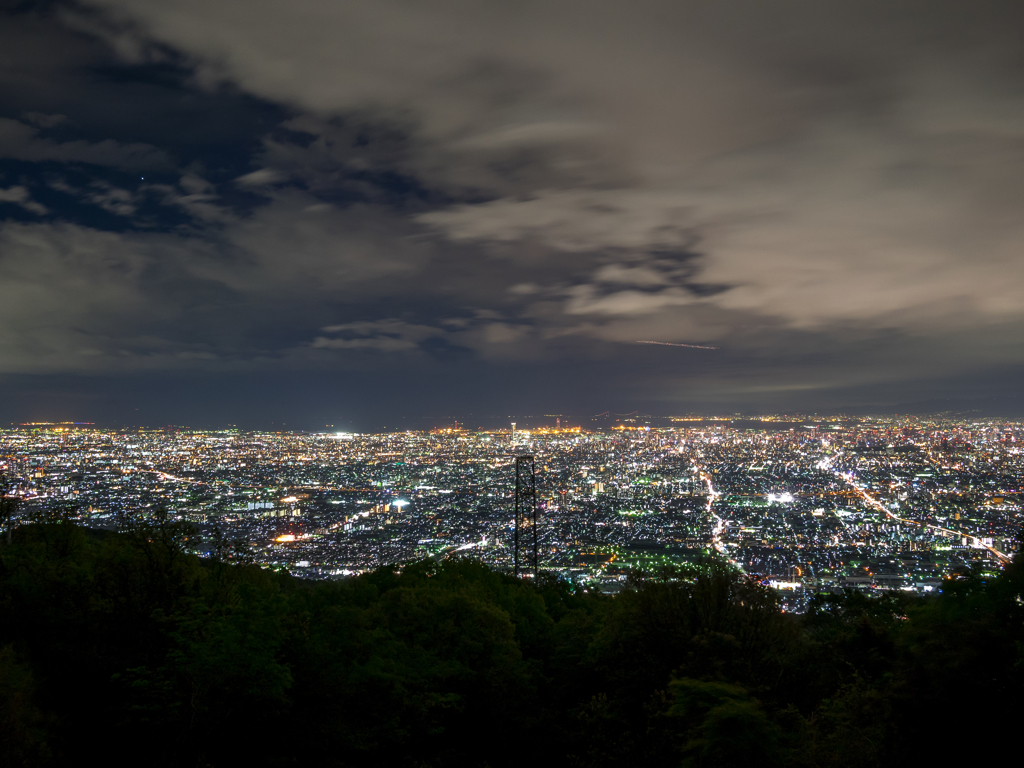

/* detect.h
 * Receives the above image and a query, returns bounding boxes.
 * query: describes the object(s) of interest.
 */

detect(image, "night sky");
[2,1,1023,430]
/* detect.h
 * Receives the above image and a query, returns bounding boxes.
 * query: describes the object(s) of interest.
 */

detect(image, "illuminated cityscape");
[6,4,1024,764]
[3,414,1020,611]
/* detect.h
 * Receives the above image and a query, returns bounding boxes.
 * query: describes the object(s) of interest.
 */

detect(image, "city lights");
[1,413,1019,611]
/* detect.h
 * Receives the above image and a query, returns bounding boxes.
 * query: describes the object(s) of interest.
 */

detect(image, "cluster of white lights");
[766,492,795,503]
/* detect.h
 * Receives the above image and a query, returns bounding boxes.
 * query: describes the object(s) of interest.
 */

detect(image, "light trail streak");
[636,340,718,350]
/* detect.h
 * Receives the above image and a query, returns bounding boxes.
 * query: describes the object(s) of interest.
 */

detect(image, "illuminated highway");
[699,467,727,556]
[831,452,1012,564]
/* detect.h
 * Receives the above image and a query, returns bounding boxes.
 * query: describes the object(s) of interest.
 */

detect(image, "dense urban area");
[2,415,1020,612]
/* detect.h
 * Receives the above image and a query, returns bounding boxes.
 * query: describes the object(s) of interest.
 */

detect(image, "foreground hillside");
[1,519,1022,767]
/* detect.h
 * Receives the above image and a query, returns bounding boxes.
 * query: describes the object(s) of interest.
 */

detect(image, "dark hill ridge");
[1,520,1022,767]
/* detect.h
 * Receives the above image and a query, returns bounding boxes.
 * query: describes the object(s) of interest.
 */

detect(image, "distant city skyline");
[9,401,1024,435]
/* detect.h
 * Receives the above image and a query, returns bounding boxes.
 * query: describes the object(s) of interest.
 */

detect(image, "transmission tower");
[514,455,538,577]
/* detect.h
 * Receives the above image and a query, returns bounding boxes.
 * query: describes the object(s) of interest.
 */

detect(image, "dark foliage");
[1,521,1022,767]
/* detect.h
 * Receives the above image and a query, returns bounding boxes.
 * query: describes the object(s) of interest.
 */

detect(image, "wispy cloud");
[0,186,48,216]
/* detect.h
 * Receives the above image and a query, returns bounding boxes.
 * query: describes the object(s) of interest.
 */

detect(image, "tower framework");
[513,455,538,577]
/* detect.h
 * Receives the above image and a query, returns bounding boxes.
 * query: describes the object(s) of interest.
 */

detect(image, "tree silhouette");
[0,527,1022,767]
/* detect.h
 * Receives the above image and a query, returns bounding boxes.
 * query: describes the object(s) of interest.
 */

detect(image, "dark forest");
[1,516,1021,767]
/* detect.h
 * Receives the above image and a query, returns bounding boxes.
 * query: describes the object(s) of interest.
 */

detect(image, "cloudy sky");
[1,1,1023,429]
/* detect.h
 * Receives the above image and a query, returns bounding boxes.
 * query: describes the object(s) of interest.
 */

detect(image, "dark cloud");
[0,116,170,169]
[1,1,1023,427]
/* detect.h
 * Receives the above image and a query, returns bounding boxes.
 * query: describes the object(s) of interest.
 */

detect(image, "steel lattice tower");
[513,455,538,577]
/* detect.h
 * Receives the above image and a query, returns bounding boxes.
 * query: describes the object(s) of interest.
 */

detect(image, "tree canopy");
[1,519,1022,767]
